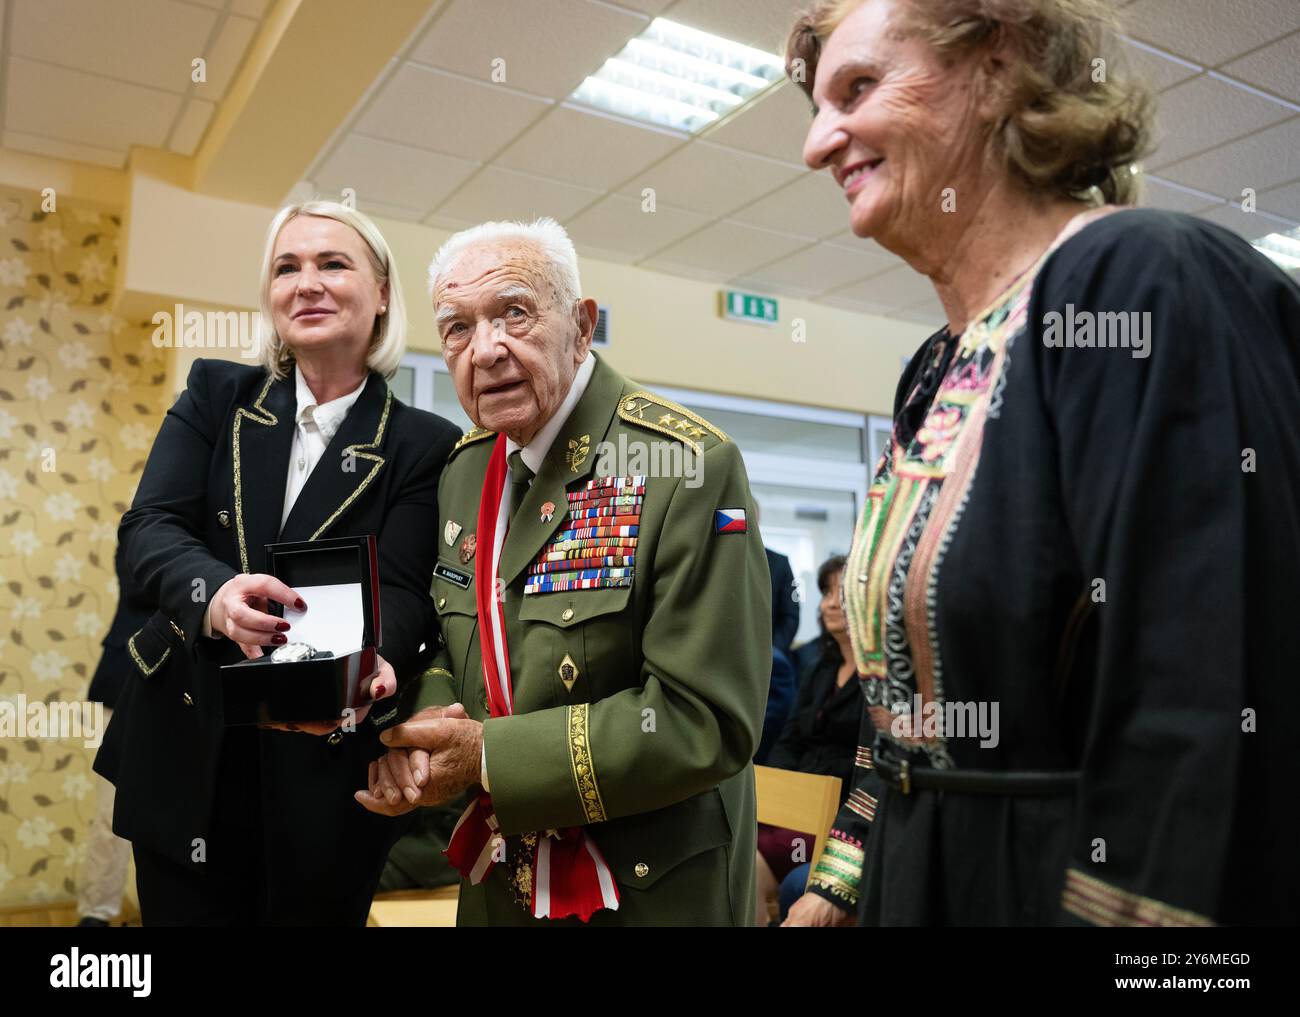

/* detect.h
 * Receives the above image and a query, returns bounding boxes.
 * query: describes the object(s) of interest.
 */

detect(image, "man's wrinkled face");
[434,240,590,445]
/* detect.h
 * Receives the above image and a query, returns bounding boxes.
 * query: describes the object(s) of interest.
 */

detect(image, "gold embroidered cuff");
[567,702,607,824]
[1062,867,1214,927]
[127,631,172,678]
[809,833,865,908]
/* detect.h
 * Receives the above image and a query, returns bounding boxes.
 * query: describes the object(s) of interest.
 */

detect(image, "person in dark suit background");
[94,201,460,925]
[77,542,153,926]
[765,547,800,654]
[754,502,800,653]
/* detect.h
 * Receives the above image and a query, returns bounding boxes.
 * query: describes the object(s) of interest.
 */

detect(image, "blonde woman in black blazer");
[95,201,459,925]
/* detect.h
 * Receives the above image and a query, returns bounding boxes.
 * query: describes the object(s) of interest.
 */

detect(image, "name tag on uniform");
[434,562,472,589]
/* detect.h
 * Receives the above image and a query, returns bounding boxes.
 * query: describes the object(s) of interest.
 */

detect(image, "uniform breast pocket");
[516,585,633,707]
[432,560,479,702]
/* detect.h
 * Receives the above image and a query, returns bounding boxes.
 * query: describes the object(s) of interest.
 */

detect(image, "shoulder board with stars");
[617,391,729,457]
[449,426,495,459]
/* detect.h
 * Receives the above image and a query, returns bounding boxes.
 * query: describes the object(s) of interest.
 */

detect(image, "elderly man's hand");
[354,703,481,815]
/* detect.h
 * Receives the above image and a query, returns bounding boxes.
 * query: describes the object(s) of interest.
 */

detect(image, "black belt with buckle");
[873,744,1079,796]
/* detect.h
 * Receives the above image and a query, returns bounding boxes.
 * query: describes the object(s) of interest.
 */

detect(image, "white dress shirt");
[203,366,367,639]
[481,353,595,790]
[282,365,368,528]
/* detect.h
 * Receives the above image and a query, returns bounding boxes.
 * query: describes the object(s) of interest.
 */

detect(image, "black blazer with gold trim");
[94,358,460,866]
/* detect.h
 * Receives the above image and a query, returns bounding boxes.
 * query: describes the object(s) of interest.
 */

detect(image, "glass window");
[390,365,415,405]
[433,371,473,434]
[752,483,858,650]
[675,403,863,463]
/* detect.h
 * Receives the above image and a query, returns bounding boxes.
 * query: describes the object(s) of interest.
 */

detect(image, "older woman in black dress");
[782,0,1300,926]
[94,201,460,924]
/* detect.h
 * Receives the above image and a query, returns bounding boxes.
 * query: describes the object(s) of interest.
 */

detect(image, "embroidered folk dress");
[807,207,1300,926]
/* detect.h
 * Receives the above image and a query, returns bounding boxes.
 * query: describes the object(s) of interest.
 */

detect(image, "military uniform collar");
[505,352,595,477]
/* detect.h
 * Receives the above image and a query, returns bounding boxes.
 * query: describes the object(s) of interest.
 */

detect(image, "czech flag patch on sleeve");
[715,508,747,533]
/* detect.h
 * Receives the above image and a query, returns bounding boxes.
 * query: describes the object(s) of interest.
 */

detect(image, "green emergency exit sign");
[721,290,778,325]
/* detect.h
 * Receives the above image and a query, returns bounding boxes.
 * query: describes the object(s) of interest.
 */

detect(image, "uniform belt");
[873,751,1079,796]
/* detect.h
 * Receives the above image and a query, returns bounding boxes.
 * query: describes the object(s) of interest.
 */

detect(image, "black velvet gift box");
[220,535,381,725]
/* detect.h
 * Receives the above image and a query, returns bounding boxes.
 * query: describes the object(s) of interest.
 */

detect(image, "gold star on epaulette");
[659,412,676,427]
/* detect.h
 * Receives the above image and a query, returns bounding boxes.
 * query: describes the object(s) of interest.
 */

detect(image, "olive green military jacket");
[410,354,771,926]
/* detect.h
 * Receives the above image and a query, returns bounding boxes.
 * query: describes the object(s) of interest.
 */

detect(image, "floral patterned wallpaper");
[0,184,166,909]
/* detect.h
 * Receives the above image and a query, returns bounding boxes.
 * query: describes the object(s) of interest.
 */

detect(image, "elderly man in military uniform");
[355,217,770,926]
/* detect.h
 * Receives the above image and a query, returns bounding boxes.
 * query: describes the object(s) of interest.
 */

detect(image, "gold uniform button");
[182,692,194,706]
[217,509,232,528]
[327,731,343,746]
[634,862,649,879]
[437,597,447,610]
[561,607,574,622]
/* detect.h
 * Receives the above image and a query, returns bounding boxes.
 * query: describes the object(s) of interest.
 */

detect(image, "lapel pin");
[540,501,556,523]
[459,534,477,564]
[445,520,462,546]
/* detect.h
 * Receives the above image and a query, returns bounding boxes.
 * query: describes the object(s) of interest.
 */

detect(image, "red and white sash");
[444,435,619,921]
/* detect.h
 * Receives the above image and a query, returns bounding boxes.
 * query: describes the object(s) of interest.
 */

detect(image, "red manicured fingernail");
[272,634,287,645]
[295,598,307,610]
[276,622,290,632]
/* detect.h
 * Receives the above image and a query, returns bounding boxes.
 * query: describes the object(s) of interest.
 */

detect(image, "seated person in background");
[755,554,859,924]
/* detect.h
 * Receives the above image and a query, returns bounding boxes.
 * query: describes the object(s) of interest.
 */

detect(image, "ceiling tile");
[607,0,674,12]
[617,140,804,218]
[1140,175,1223,213]
[702,81,811,165]
[434,165,602,223]
[230,0,272,16]
[356,64,551,163]
[1121,0,1300,67]
[1159,115,1300,197]
[662,0,802,54]
[1219,32,1300,104]
[565,193,710,261]
[824,265,936,311]
[313,134,481,215]
[169,98,216,155]
[735,238,897,296]
[728,169,852,238]
[1145,75,1294,169]
[358,200,430,224]
[202,14,259,101]
[410,0,646,100]
[1,129,124,168]
[642,220,810,278]
[5,56,182,150]
[1259,179,1300,221]
[495,105,685,191]
[7,0,217,93]
[1194,203,1290,241]
[1118,39,1202,92]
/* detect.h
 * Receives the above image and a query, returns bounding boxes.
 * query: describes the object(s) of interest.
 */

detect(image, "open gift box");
[220,535,381,726]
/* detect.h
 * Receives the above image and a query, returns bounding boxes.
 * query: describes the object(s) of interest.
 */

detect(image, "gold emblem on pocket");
[558,653,579,691]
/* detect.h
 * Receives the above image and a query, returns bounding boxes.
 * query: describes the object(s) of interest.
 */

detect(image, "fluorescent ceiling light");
[568,17,784,134]
[1253,228,1300,273]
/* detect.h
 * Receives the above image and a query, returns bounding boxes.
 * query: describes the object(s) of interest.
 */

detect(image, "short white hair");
[426,217,581,313]
[257,200,407,380]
